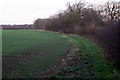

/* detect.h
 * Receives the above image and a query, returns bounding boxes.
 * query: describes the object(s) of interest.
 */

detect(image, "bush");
[94,21,120,69]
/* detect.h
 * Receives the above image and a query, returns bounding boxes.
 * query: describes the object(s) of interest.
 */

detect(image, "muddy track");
[42,35,96,78]
[50,46,95,78]
[40,45,74,77]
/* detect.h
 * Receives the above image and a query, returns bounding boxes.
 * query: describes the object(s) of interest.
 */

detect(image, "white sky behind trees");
[0,0,119,24]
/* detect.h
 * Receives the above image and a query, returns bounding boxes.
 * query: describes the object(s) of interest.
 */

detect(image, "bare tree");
[98,1,120,21]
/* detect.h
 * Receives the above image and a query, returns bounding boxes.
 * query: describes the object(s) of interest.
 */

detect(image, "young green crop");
[2,30,117,78]
[2,30,71,78]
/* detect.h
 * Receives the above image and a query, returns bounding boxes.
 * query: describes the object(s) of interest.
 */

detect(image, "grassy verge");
[51,34,117,79]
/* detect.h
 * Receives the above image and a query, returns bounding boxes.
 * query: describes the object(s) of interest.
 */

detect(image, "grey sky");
[0,0,119,24]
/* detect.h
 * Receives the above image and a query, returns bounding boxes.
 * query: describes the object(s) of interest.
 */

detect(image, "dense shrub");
[94,21,120,69]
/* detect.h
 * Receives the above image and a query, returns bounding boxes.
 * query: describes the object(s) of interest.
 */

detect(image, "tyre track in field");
[44,35,96,78]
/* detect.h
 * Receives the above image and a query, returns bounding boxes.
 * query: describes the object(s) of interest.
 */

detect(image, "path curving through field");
[2,30,116,78]
[50,34,116,78]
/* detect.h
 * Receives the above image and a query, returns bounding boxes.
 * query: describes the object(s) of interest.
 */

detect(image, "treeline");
[33,1,120,69]
[34,1,103,34]
[1,24,33,30]
[33,1,119,34]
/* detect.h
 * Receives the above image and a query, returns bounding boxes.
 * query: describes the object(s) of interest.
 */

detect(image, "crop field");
[2,30,71,78]
[2,30,116,78]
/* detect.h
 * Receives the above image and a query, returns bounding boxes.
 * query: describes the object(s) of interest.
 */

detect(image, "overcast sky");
[0,0,119,24]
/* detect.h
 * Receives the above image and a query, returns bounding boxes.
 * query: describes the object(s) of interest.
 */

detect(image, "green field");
[2,30,71,78]
[2,30,116,78]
